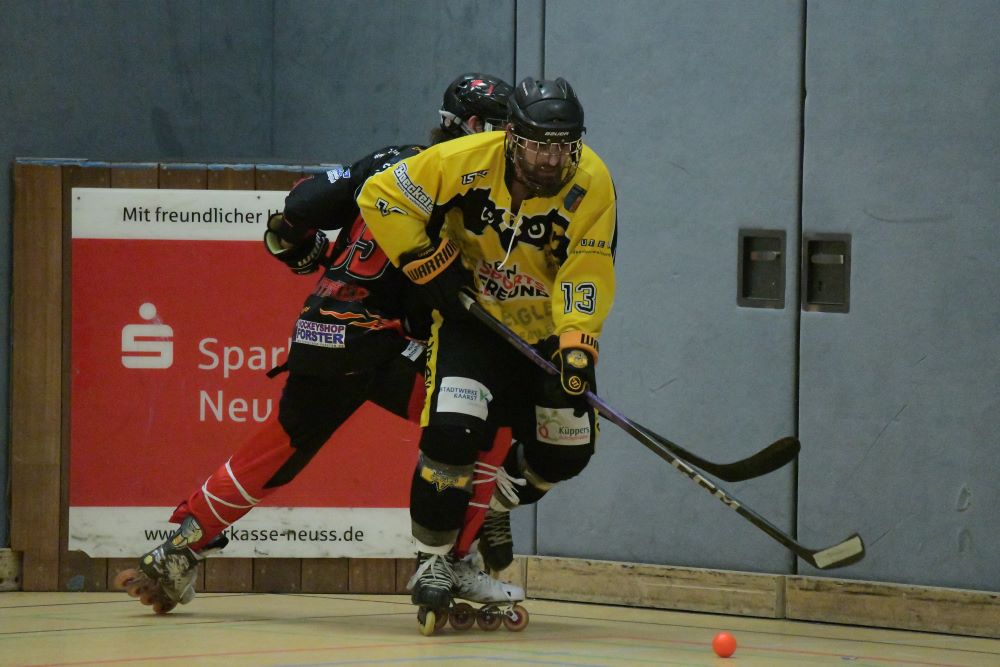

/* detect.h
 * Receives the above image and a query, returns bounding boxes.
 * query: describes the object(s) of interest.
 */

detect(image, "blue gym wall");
[2,0,997,592]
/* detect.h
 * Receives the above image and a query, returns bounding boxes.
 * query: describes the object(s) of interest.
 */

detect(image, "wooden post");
[154,163,209,594]
[59,163,111,592]
[11,161,65,591]
[251,165,305,594]
[203,163,257,594]
[104,163,160,590]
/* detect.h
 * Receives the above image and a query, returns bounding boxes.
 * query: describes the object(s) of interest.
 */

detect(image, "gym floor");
[1,592,997,666]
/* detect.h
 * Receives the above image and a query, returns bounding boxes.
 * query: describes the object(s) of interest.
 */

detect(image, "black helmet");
[505,77,585,196]
[439,73,514,137]
[507,77,585,142]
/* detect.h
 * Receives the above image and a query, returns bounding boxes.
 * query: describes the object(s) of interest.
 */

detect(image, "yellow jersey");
[358,131,617,346]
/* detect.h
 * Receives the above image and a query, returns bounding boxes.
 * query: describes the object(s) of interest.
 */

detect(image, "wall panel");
[798,1,1000,589]
[272,0,516,162]
[540,0,803,573]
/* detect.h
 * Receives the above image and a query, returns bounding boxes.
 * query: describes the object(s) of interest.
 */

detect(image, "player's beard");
[511,155,572,197]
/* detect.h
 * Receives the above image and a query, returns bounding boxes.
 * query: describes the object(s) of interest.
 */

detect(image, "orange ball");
[712,631,737,658]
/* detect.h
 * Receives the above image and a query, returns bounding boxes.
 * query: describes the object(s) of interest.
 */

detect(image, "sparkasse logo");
[121,303,173,369]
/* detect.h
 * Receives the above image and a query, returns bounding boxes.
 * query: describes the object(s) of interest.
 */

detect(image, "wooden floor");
[2,592,998,667]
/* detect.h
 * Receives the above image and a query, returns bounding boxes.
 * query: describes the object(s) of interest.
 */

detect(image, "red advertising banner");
[69,188,419,557]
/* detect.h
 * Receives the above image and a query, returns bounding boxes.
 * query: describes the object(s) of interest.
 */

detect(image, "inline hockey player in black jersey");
[359,77,617,635]
[116,74,528,626]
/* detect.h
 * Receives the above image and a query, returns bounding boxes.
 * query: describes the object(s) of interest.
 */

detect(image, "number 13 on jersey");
[561,282,596,314]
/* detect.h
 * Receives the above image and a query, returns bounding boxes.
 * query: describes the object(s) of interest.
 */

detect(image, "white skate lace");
[473,462,526,507]
[406,554,455,593]
[203,459,260,527]
[481,508,513,548]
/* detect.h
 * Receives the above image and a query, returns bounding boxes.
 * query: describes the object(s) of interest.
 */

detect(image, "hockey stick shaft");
[458,294,865,569]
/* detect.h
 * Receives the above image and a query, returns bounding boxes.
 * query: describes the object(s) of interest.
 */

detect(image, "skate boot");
[450,553,529,632]
[477,508,514,575]
[407,552,457,636]
[113,516,228,614]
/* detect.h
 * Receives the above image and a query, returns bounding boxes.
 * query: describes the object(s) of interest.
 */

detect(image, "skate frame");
[458,293,866,570]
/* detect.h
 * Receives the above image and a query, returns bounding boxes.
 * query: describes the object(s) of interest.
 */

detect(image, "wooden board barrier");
[785,576,1000,639]
[525,555,785,619]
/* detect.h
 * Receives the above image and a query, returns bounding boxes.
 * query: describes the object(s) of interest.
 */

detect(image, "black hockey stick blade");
[458,293,866,569]
[632,421,800,482]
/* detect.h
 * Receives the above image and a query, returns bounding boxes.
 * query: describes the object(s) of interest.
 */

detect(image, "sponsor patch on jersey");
[461,169,489,185]
[393,163,433,214]
[293,320,346,348]
[436,376,492,420]
[477,262,550,301]
[400,339,425,362]
[535,406,591,446]
[572,236,613,258]
[326,167,350,183]
[564,184,587,212]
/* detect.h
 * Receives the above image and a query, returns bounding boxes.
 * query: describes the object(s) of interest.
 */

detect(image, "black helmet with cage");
[439,73,514,138]
[505,77,586,197]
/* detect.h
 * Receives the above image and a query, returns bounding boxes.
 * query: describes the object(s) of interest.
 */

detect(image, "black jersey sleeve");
[277,145,424,246]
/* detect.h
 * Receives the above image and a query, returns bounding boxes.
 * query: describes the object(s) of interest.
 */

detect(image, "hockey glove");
[401,238,472,319]
[264,212,329,275]
[550,332,598,398]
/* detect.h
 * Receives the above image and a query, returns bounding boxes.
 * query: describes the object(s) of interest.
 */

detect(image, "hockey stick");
[455,295,797,482]
[631,420,799,483]
[458,293,865,569]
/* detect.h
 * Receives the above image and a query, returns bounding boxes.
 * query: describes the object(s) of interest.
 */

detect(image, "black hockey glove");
[548,332,598,412]
[264,212,329,275]
[401,238,472,320]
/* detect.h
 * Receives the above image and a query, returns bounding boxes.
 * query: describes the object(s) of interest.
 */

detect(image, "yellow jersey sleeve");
[357,151,442,265]
[551,158,617,345]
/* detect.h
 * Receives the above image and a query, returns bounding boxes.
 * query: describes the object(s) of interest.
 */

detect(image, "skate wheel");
[503,604,529,631]
[449,602,476,631]
[138,590,158,606]
[112,568,140,591]
[476,605,503,631]
[152,598,177,615]
[417,608,440,636]
[129,579,156,599]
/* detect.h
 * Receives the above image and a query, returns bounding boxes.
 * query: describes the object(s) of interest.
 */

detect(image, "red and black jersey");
[279,145,432,374]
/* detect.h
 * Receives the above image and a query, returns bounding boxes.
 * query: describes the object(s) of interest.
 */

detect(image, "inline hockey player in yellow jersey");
[358,76,617,633]
[114,74,528,625]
